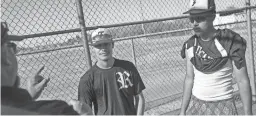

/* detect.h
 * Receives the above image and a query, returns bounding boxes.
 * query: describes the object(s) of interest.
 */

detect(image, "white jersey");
[192,59,234,101]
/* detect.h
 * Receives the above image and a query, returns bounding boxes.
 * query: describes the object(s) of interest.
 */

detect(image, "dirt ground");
[160,99,256,115]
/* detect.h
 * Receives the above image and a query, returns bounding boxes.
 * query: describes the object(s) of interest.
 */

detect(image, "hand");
[27,66,50,100]
[252,95,256,103]
[68,99,92,115]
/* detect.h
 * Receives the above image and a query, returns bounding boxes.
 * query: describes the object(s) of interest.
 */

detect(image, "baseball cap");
[90,28,113,46]
[1,22,24,45]
[183,0,216,15]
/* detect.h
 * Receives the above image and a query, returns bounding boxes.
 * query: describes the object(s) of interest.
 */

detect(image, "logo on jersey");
[116,71,133,90]
[195,45,213,60]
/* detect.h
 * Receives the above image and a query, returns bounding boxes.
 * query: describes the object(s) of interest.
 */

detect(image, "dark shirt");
[181,29,246,72]
[78,58,146,115]
[1,86,78,115]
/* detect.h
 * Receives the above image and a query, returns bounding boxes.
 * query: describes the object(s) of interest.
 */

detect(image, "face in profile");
[189,14,215,36]
[93,42,114,61]
[1,41,19,87]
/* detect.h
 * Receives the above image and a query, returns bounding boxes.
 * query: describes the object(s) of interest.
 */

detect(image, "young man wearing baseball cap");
[78,28,146,115]
[180,0,252,115]
[1,22,92,115]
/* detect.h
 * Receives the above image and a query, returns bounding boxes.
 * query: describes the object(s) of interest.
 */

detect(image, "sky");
[1,0,256,47]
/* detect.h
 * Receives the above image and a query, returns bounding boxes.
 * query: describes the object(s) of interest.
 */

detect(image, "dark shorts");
[186,95,238,115]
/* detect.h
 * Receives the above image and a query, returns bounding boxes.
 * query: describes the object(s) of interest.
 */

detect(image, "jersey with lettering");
[78,58,145,115]
[180,29,247,100]
[181,29,246,72]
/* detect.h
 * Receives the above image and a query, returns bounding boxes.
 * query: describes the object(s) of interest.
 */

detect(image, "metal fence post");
[75,0,92,68]
[131,38,137,67]
[245,0,256,98]
[140,0,146,35]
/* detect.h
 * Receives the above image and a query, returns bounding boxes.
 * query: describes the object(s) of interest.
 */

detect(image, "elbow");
[236,77,251,92]
[138,93,145,102]
[236,77,250,85]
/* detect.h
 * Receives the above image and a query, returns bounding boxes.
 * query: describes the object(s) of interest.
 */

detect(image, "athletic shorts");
[186,95,238,115]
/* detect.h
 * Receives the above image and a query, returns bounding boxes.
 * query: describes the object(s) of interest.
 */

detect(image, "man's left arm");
[134,92,145,115]
[131,62,146,115]
[232,61,252,115]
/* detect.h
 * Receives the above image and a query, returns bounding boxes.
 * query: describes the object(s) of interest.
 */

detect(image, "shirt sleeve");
[130,63,146,95]
[229,33,247,69]
[180,35,196,59]
[78,73,94,107]
[180,42,187,59]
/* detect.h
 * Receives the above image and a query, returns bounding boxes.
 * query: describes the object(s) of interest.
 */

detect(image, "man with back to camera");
[78,28,146,115]
[1,22,92,115]
[180,0,253,115]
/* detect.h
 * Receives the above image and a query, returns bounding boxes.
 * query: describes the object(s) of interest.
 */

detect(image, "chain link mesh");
[1,0,256,114]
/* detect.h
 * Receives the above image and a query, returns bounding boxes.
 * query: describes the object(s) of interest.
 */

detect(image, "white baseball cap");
[90,28,113,46]
[183,0,216,15]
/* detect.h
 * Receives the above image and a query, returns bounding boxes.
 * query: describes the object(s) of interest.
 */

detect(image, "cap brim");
[183,9,213,15]
[8,35,24,41]
[90,40,113,46]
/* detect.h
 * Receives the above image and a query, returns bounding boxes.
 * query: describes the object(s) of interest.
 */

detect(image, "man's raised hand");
[27,66,50,100]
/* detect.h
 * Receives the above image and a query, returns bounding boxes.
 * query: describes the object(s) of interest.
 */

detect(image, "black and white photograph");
[1,0,256,115]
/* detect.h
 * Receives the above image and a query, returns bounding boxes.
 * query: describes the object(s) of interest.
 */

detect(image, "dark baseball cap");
[183,0,216,15]
[90,28,113,46]
[1,22,24,45]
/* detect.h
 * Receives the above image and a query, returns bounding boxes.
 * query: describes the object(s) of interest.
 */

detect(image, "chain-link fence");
[1,0,256,114]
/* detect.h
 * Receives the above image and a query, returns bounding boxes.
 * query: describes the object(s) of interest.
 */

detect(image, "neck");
[200,27,217,41]
[96,57,115,69]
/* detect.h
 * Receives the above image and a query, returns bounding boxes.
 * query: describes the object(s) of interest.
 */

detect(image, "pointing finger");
[36,66,45,75]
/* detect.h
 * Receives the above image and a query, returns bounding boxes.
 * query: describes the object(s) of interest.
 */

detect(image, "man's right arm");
[180,50,194,115]
[78,74,93,108]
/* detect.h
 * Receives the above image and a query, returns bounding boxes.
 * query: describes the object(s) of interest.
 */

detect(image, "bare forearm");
[180,76,193,114]
[136,99,145,115]
[237,80,252,115]
[135,93,145,115]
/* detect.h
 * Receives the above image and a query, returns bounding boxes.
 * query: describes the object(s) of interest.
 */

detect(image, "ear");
[92,46,97,51]
[112,42,114,48]
[210,14,216,21]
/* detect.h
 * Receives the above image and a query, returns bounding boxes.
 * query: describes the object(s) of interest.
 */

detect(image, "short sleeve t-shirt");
[180,29,247,101]
[78,58,146,115]
[181,29,246,72]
